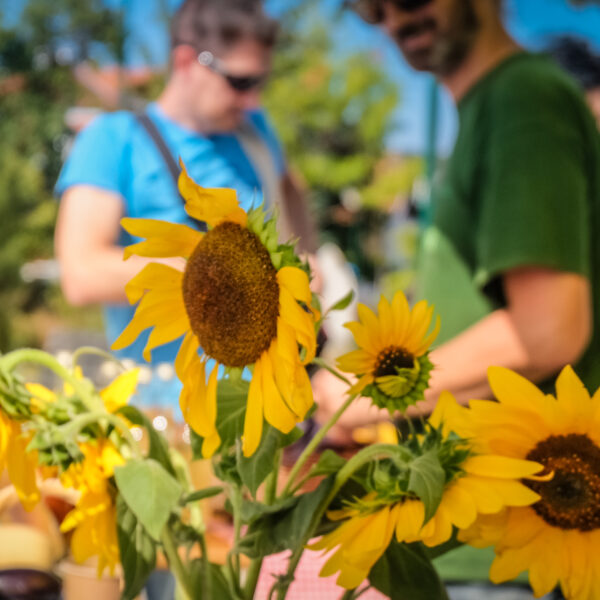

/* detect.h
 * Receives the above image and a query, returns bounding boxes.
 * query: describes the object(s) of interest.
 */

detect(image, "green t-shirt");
[417,51,600,581]
[419,51,600,391]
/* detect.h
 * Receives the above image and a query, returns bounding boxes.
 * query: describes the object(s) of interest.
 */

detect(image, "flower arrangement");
[0,168,597,600]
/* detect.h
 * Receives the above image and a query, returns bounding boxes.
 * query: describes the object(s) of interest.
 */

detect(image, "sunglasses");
[197,51,267,92]
[346,0,433,24]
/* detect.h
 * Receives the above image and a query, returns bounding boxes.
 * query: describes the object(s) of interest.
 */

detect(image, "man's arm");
[55,185,183,306]
[314,266,592,437]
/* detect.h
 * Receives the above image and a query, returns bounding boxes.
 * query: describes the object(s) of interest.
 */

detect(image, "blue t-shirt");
[56,103,286,365]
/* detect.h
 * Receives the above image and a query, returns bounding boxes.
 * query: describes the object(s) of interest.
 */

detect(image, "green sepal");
[363,353,434,414]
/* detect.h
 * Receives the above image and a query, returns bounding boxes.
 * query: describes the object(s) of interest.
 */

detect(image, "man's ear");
[171,45,197,72]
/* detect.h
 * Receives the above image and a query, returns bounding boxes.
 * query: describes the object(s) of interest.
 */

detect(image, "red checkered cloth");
[255,547,388,599]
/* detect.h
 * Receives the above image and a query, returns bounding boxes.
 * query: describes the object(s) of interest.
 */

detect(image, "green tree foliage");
[0,1,124,350]
[262,8,405,280]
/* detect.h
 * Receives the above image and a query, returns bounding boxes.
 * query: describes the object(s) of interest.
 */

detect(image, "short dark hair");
[549,36,600,91]
[170,0,278,55]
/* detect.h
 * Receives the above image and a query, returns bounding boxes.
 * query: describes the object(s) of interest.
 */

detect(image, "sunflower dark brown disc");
[526,433,600,531]
[374,346,415,377]
[182,222,279,367]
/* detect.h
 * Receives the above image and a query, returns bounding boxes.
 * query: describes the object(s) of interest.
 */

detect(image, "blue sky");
[5,0,600,155]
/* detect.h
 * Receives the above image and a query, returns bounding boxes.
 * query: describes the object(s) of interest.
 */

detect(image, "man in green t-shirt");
[314,0,600,590]
[316,0,600,432]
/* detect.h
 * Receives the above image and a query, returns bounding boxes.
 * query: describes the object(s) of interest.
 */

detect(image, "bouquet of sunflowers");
[1,166,598,600]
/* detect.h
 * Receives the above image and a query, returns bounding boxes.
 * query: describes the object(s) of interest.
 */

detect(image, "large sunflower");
[112,163,316,457]
[307,391,544,589]
[337,291,439,412]
[458,366,600,600]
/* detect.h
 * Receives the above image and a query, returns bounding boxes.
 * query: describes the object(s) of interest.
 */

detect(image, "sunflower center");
[374,346,415,378]
[182,221,279,367]
[525,434,600,531]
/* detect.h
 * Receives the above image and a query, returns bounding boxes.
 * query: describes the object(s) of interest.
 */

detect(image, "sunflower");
[337,291,439,412]
[308,391,544,589]
[60,439,124,576]
[26,367,139,415]
[112,162,317,458]
[456,365,600,600]
[0,411,40,510]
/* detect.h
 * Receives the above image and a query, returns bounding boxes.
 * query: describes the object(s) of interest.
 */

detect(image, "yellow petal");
[178,159,247,227]
[100,369,139,413]
[242,358,265,457]
[123,262,183,305]
[121,218,202,259]
[261,351,298,433]
[395,500,425,542]
[279,286,316,363]
[377,295,394,347]
[462,455,545,479]
[487,366,548,411]
[357,303,383,348]
[336,349,375,375]
[554,364,593,432]
[6,423,40,511]
[277,266,312,304]
[348,373,374,396]
[344,321,379,355]
[175,332,200,381]
[390,291,411,341]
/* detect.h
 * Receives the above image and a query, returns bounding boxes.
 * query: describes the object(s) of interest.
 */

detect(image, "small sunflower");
[337,291,439,412]
[112,162,317,457]
[60,439,124,576]
[457,366,600,600]
[308,391,544,589]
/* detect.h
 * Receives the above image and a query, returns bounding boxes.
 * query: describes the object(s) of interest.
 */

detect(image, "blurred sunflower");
[308,391,544,589]
[112,163,317,457]
[458,366,600,600]
[60,440,124,576]
[337,291,439,412]
[26,367,139,414]
[0,412,40,510]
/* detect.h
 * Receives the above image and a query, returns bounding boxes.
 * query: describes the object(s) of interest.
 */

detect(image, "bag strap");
[135,112,207,232]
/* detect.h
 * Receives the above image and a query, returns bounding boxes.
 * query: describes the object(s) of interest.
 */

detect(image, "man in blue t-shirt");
[55,0,315,366]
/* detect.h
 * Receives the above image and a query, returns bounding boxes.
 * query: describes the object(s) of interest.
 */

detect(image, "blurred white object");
[316,243,358,363]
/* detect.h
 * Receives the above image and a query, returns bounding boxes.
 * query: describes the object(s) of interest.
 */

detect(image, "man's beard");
[393,0,480,76]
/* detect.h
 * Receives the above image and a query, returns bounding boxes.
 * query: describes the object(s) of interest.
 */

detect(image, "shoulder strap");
[135,111,207,232]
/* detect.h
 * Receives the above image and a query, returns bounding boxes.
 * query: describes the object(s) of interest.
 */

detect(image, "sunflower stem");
[161,527,193,600]
[280,393,358,498]
[311,357,352,385]
[62,412,142,459]
[276,444,405,599]
[243,449,282,600]
[228,485,243,588]
[0,348,102,412]
[71,346,126,370]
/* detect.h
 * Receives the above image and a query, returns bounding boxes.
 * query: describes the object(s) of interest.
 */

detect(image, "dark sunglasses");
[346,0,433,24]
[197,51,267,92]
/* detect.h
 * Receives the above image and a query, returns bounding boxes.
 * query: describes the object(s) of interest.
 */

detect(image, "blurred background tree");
[263,4,420,281]
[0,0,125,351]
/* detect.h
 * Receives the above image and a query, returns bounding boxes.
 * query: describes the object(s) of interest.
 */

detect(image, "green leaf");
[116,494,157,600]
[329,289,354,312]
[191,379,250,459]
[240,495,298,524]
[369,540,449,600]
[114,458,183,541]
[116,405,176,477]
[188,559,234,599]
[237,425,303,496]
[182,486,224,504]
[408,449,445,523]
[237,476,335,559]
[306,449,347,478]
